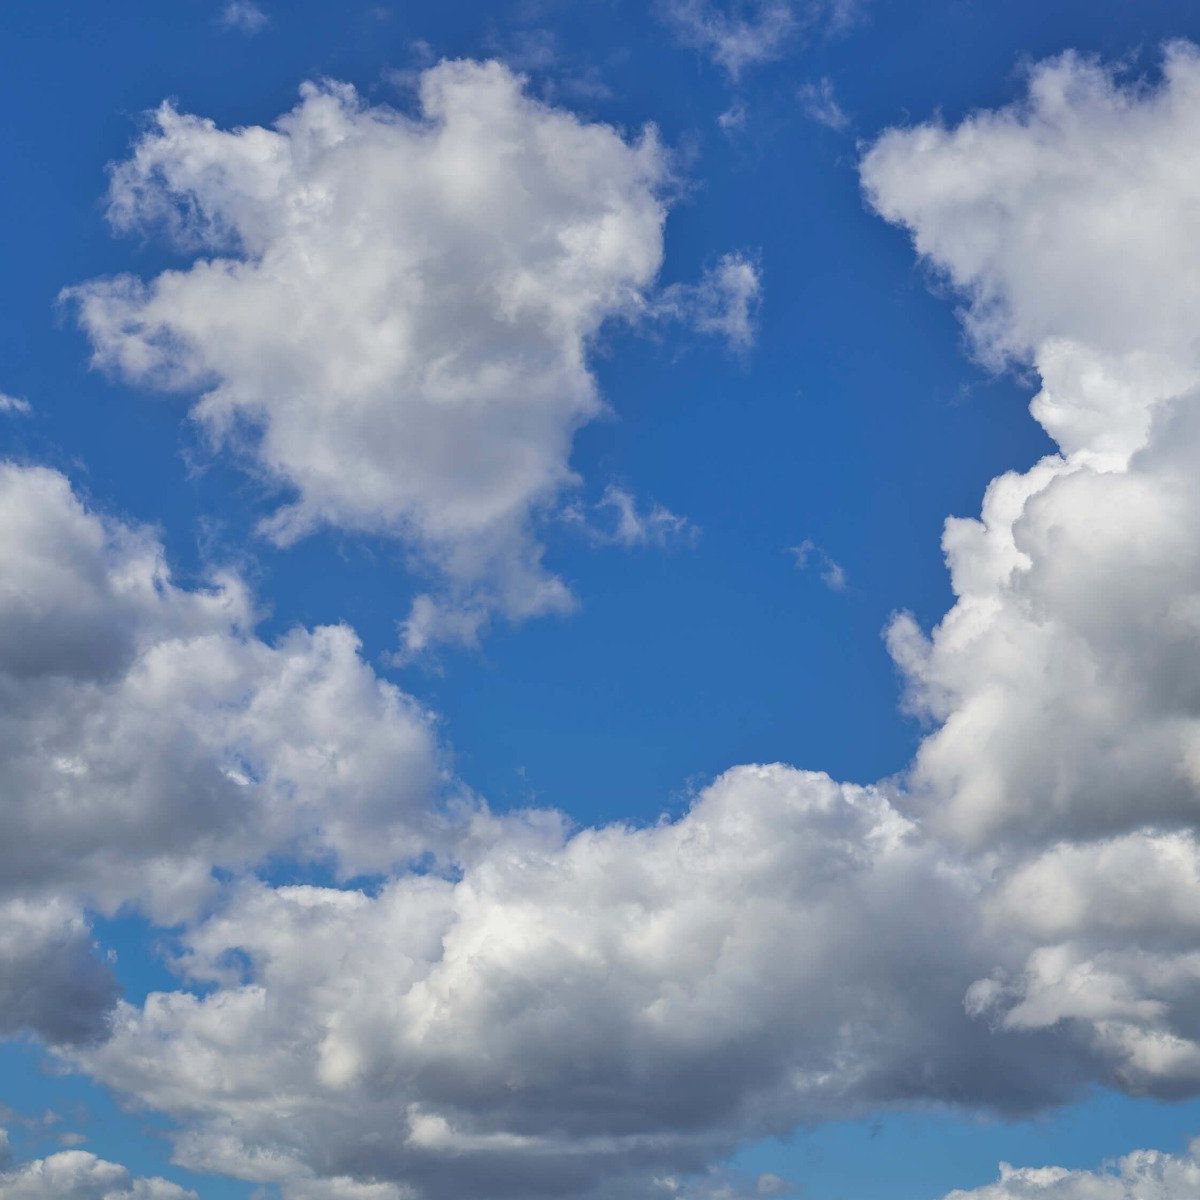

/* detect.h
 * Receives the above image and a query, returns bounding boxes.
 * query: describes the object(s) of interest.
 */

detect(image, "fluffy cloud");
[862,43,1200,847]
[0,461,450,1040]
[0,1149,196,1200]
[0,463,447,917]
[74,767,1080,1200]
[861,41,1200,1095]
[68,60,676,651]
[941,1142,1200,1200]
[0,900,117,1045]
[656,253,762,351]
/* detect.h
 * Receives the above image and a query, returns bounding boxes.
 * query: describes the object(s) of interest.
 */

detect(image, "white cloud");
[220,1,267,34]
[0,461,456,1041]
[68,61,673,652]
[861,41,1200,1094]
[74,766,1079,1200]
[717,102,748,132]
[0,394,30,416]
[566,484,698,548]
[940,1142,1200,1199]
[657,253,762,350]
[789,538,846,590]
[0,1150,196,1200]
[660,1,862,77]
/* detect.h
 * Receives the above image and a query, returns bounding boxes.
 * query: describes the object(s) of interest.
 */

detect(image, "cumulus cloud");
[0,1150,196,1200]
[67,61,675,652]
[941,1142,1200,1199]
[862,41,1200,1093]
[74,767,1082,1200]
[0,460,455,1041]
[0,463,448,920]
[0,900,117,1045]
[656,253,762,351]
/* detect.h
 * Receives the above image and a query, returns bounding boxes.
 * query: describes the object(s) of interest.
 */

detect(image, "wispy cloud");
[656,252,763,350]
[799,76,849,129]
[0,392,31,416]
[567,485,699,549]
[221,1,267,34]
[790,538,847,590]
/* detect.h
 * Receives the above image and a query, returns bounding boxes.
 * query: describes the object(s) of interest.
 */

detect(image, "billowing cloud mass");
[68,60,679,652]
[0,1149,196,1200]
[76,767,1081,1200]
[863,42,1200,1095]
[13,33,1200,1200]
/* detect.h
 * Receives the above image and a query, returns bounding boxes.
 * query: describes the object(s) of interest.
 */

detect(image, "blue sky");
[7,2,1200,1199]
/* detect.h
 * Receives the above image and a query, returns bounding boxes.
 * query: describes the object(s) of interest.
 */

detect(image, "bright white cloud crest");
[10,35,1200,1200]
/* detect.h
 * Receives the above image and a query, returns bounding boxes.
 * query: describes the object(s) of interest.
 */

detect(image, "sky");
[8,1,1200,1198]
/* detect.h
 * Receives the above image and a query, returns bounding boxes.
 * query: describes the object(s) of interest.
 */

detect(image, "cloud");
[566,484,698,548]
[0,899,117,1045]
[940,1142,1200,1199]
[0,461,456,1040]
[789,538,847,590]
[657,253,762,350]
[862,40,1200,846]
[73,766,1084,1200]
[0,464,449,920]
[659,1,863,77]
[799,77,849,130]
[220,1,267,34]
[862,41,1200,1093]
[67,61,673,652]
[0,1150,196,1199]
[0,394,29,416]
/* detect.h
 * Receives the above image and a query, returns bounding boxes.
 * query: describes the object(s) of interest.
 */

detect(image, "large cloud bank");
[8,37,1200,1200]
